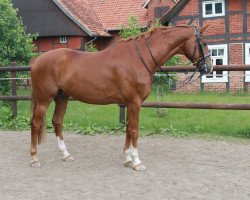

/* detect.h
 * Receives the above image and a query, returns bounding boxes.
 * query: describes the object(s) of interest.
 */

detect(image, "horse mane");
[119,25,194,42]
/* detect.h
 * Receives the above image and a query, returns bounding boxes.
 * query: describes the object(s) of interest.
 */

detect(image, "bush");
[0,0,36,95]
[85,42,98,52]
[119,15,144,39]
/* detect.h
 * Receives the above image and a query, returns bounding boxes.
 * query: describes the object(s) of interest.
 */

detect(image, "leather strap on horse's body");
[134,40,153,76]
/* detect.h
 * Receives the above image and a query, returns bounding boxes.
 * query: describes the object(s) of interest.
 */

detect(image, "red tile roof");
[89,0,148,31]
[53,0,111,37]
[53,0,148,36]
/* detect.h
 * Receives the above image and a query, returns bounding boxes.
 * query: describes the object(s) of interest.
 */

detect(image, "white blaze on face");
[57,136,70,159]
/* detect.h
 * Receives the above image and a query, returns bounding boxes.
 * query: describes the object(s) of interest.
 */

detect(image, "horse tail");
[30,72,46,145]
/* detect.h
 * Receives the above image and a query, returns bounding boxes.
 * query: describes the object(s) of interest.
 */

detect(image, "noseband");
[191,27,211,75]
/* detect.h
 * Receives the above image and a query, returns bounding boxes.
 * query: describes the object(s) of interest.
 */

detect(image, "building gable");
[12,0,87,37]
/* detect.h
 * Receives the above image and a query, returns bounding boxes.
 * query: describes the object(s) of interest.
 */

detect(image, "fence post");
[11,62,17,118]
[119,105,126,125]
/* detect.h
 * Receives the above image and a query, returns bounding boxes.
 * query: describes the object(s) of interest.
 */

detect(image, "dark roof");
[12,0,88,37]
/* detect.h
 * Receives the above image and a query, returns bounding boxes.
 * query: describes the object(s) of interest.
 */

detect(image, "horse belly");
[62,78,122,105]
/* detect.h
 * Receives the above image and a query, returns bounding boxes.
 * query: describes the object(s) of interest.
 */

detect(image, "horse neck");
[148,27,192,69]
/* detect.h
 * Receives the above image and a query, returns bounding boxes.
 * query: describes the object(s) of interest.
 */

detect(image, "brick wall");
[203,19,226,35]
[229,43,244,92]
[174,72,200,93]
[247,1,250,13]
[179,0,198,16]
[204,83,227,92]
[229,0,243,11]
[229,14,243,34]
[147,0,177,24]
[34,36,85,52]
[168,0,248,93]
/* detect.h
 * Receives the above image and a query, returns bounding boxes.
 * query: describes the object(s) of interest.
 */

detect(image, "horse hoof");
[133,163,146,171]
[63,155,74,162]
[30,160,41,168]
[124,160,133,168]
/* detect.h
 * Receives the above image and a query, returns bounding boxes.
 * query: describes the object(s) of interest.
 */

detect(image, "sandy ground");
[0,131,250,200]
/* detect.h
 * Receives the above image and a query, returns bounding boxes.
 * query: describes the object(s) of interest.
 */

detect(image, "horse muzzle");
[198,56,213,75]
[199,63,213,75]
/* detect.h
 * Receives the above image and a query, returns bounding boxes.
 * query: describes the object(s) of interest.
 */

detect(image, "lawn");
[2,86,250,138]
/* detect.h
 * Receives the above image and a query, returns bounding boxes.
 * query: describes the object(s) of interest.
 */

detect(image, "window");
[245,43,250,82]
[60,36,67,44]
[202,0,225,18]
[202,44,228,83]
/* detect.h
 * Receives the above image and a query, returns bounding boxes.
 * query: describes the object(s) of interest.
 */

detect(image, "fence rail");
[1,65,250,73]
[2,63,250,120]
[160,65,250,72]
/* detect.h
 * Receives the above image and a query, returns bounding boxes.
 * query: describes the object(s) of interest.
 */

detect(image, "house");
[12,0,183,51]
[159,0,249,93]
[12,0,149,52]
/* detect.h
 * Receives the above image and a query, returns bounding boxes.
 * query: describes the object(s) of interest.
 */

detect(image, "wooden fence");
[2,63,250,121]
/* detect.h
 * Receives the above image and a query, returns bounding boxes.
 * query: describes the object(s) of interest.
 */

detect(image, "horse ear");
[199,24,210,33]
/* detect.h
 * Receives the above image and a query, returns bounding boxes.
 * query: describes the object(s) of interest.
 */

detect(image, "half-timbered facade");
[160,0,249,92]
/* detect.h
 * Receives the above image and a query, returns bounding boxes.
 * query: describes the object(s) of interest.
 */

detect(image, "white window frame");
[245,43,250,82]
[60,36,67,44]
[202,44,228,83]
[202,0,225,18]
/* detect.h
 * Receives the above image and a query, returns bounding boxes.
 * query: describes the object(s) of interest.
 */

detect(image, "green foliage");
[164,55,182,66]
[3,89,250,139]
[0,106,30,130]
[85,42,98,52]
[0,105,124,134]
[148,18,162,31]
[46,116,123,135]
[146,124,187,138]
[119,15,144,39]
[119,16,163,39]
[0,0,36,95]
[153,56,182,86]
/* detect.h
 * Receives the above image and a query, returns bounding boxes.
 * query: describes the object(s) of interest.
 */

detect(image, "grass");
[2,86,250,138]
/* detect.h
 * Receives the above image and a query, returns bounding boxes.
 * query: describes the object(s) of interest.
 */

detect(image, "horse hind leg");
[30,101,50,167]
[52,91,73,161]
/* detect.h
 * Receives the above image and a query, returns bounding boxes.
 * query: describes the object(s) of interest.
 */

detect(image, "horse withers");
[30,25,212,170]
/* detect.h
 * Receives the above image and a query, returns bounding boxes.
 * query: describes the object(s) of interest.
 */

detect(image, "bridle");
[190,27,211,75]
[134,26,211,83]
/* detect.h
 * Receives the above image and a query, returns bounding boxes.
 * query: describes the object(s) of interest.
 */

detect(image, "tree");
[0,0,36,95]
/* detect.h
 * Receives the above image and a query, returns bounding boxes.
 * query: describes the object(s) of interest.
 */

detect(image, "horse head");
[183,25,213,75]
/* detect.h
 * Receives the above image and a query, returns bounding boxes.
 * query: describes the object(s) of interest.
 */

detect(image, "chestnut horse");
[30,25,212,170]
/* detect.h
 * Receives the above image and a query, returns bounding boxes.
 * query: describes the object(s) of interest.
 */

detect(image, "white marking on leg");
[57,136,70,159]
[130,146,146,170]
[124,147,132,163]
[130,146,141,165]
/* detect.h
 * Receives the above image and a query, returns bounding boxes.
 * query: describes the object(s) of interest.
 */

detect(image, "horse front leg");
[124,101,146,171]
